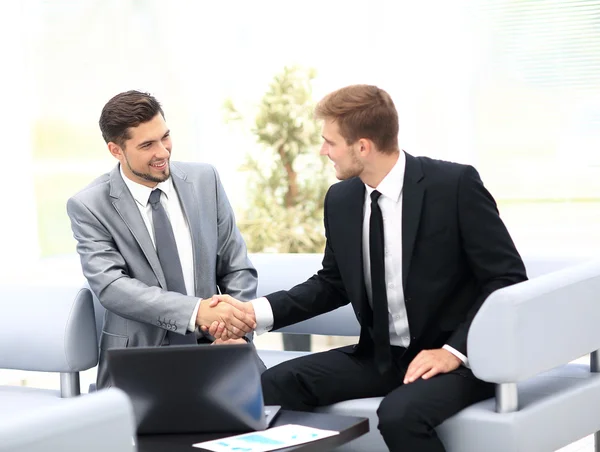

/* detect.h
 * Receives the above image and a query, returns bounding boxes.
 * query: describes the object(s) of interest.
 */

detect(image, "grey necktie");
[148,188,196,345]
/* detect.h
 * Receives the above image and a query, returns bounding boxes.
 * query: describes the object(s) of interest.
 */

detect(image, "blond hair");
[315,84,399,154]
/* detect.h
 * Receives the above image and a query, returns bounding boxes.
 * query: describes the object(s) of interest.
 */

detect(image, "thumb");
[208,295,221,307]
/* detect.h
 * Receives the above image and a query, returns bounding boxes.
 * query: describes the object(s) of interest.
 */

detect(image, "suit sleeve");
[445,165,528,355]
[212,166,258,302]
[266,189,350,330]
[67,197,199,334]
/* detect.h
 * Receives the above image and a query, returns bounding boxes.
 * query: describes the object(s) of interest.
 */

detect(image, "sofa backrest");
[86,252,591,341]
[0,284,98,373]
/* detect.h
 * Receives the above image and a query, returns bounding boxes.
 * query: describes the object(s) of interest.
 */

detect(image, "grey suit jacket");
[67,162,259,389]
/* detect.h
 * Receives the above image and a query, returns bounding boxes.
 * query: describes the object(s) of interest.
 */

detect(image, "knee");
[262,362,293,387]
[377,393,422,435]
[261,363,296,400]
[260,362,313,410]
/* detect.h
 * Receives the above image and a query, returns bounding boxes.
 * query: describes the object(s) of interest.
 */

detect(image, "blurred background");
[3,0,599,271]
[1,0,599,438]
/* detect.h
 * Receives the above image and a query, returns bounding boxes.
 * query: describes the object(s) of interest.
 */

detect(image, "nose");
[156,142,170,159]
[319,142,328,156]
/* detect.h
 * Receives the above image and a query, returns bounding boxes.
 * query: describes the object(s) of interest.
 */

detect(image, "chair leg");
[495,383,518,413]
[60,372,81,397]
[592,352,600,452]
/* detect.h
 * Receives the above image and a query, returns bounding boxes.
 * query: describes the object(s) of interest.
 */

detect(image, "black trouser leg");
[377,369,494,452]
[261,346,400,411]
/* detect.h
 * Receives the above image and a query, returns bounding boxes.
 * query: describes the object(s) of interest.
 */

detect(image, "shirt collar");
[364,151,406,202]
[119,164,175,207]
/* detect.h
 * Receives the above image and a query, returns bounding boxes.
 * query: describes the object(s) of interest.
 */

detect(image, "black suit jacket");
[266,152,527,363]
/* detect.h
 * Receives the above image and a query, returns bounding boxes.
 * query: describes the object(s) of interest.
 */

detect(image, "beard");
[336,148,364,180]
[125,156,170,184]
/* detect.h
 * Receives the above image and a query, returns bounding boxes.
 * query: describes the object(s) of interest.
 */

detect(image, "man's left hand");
[404,348,461,384]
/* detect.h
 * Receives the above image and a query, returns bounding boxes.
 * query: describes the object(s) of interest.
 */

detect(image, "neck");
[360,150,400,188]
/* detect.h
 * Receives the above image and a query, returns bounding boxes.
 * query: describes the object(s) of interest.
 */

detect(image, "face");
[319,119,364,180]
[110,114,172,187]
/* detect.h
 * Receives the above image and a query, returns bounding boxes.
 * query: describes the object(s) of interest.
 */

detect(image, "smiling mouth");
[150,160,168,170]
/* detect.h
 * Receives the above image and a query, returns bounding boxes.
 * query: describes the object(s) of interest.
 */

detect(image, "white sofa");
[251,253,600,452]
[0,388,136,452]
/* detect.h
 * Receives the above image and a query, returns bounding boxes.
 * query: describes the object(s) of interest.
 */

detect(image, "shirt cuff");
[251,297,274,335]
[443,344,469,368]
[188,299,201,332]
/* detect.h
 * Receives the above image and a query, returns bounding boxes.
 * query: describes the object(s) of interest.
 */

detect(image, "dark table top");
[136,410,369,452]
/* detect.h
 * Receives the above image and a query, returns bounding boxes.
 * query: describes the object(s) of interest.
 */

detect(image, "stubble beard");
[126,156,170,184]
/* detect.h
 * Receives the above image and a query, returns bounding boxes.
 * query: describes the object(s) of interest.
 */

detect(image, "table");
[137,410,369,452]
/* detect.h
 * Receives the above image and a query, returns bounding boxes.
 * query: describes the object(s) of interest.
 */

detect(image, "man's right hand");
[196,296,256,339]
[201,295,256,340]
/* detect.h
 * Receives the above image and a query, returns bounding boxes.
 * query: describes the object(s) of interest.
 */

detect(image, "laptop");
[106,343,280,434]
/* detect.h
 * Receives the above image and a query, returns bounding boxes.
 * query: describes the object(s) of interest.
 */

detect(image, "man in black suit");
[208,85,527,451]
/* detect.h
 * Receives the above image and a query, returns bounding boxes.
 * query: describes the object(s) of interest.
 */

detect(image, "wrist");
[195,298,209,326]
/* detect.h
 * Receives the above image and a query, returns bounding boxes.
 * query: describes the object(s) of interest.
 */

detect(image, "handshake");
[196,295,256,341]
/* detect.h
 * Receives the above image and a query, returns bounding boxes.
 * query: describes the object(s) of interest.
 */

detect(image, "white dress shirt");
[362,151,409,347]
[120,167,201,332]
[252,153,467,365]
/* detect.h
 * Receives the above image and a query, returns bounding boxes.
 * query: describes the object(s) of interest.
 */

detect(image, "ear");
[108,142,123,160]
[356,138,373,157]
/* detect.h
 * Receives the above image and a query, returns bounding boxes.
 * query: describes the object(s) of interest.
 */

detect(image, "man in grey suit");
[67,90,261,389]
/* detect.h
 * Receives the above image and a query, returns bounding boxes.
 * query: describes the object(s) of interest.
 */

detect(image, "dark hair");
[315,84,399,154]
[99,90,164,147]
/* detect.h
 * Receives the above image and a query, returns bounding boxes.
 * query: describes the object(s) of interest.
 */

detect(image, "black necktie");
[369,190,393,374]
[148,189,196,345]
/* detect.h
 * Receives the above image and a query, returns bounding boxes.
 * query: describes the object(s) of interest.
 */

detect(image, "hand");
[403,348,461,384]
[196,296,256,339]
[211,337,247,345]
[202,320,227,339]
[201,295,256,340]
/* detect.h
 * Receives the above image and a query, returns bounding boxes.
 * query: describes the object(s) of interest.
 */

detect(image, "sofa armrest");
[468,260,600,383]
[0,388,135,452]
[0,284,98,372]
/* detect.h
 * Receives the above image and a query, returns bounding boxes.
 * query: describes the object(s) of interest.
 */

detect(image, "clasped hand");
[197,294,255,340]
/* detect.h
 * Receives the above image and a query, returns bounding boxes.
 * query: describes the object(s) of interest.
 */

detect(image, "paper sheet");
[193,424,339,452]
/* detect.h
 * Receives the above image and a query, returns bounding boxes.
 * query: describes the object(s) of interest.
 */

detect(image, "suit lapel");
[109,165,167,289]
[171,165,202,296]
[402,153,425,289]
[343,178,371,323]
